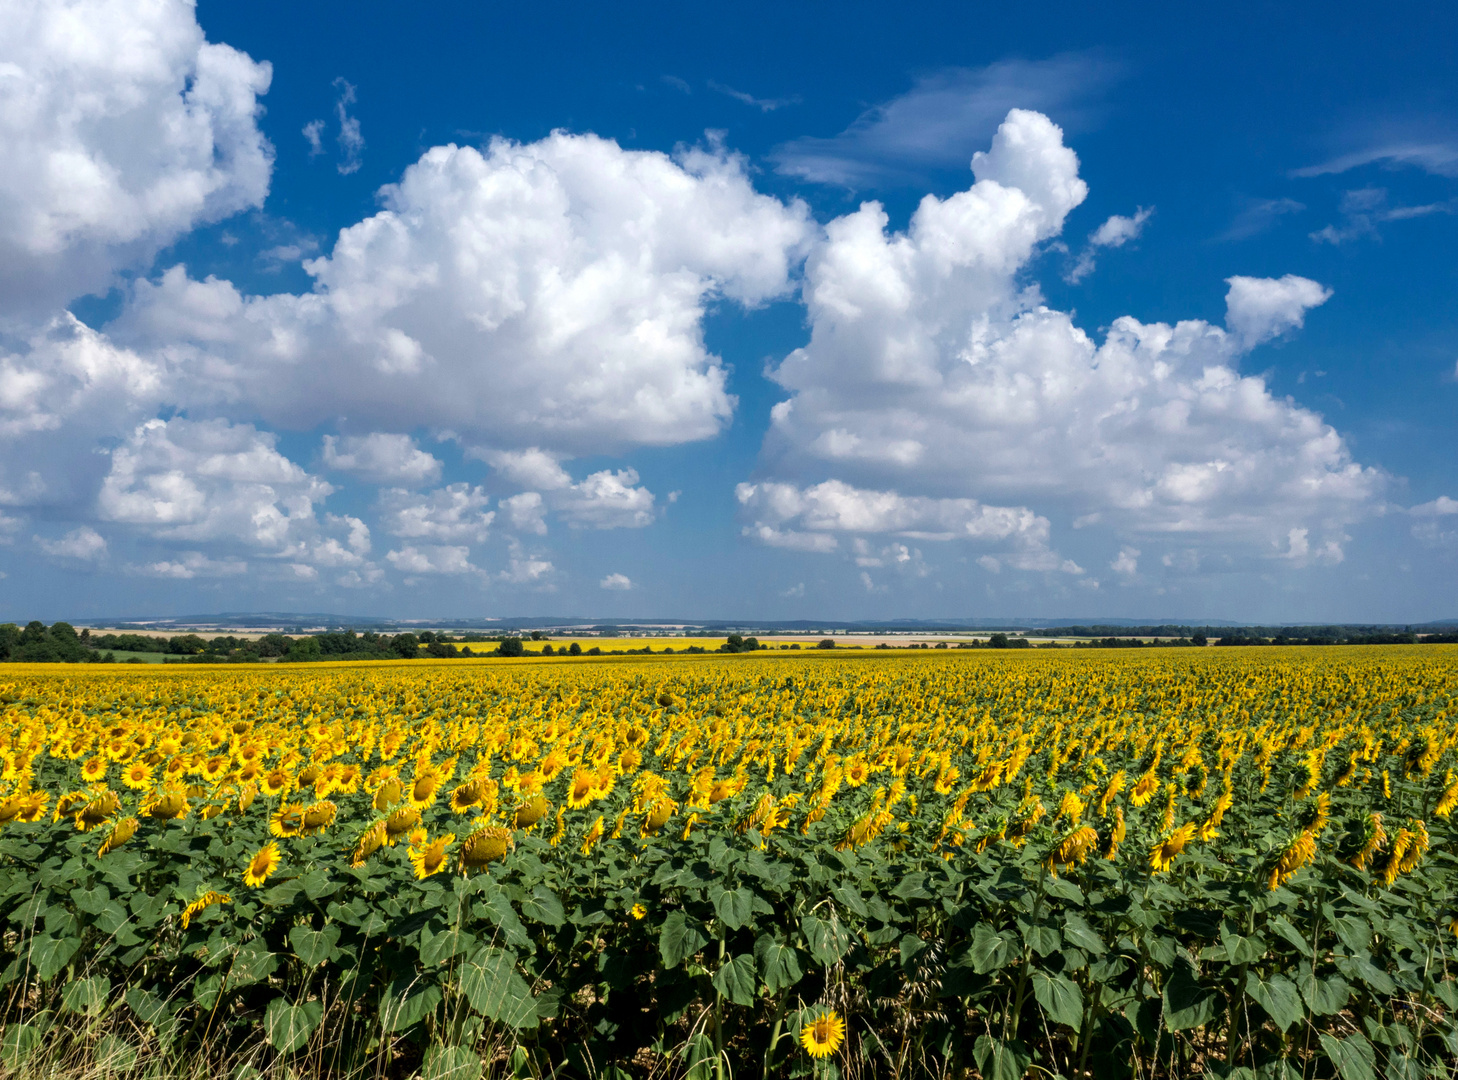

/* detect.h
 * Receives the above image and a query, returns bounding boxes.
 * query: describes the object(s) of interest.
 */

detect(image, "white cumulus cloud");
[599,572,633,590]
[377,484,494,543]
[385,544,478,575]
[751,109,1381,575]
[0,0,273,318]
[35,525,107,560]
[322,433,441,486]
[114,132,814,454]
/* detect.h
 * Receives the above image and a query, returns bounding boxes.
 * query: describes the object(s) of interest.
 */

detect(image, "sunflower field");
[2,647,1458,1080]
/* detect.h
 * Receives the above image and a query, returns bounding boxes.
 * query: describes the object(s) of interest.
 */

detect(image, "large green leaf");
[61,975,111,1016]
[459,948,537,1029]
[1317,1033,1376,1080]
[423,1045,483,1080]
[1,1024,39,1071]
[29,934,80,981]
[973,1035,1031,1080]
[420,925,476,967]
[1245,972,1304,1032]
[713,887,754,931]
[1297,971,1351,1016]
[754,934,803,993]
[520,886,565,927]
[967,923,1015,974]
[1163,960,1219,1031]
[383,979,443,1033]
[802,914,852,967]
[712,953,757,1006]
[1032,971,1084,1031]
[660,911,708,968]
[264,998,323,1054]
[289,924,341,967]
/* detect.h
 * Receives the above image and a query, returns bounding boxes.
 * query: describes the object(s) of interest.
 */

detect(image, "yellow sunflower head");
[243,841,282,887]
[799,1009,845,1059]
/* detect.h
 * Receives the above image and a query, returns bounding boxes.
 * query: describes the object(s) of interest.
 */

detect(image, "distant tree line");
[1032,624,1458,646]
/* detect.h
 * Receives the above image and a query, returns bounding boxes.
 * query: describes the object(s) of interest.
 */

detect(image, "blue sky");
[2,0,1455,622]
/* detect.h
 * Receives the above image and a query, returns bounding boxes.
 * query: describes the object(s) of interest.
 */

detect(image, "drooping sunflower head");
[384,805,423,843]
[180,890,231,930]
[75,789,121,832]
[98,817,139,856]
[270,802,306,838]
[410,769,443,808]
[351,820,387,866]
[799,1009,845,1059]
[373,777,403,812]
[460,825,514,871]
[301,801,337,833]
[514,795,551,829]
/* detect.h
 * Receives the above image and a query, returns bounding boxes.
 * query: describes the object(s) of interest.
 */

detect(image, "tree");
[817,638,836,649]
[497,637,525,658]
[568,642,582,656]
[989,633,1009,649]
[1192,633,1208,647]
[391,633,420,658]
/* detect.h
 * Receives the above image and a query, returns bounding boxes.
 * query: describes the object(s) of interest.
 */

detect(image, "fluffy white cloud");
[35,525,106,560]
[500,492,547,535]
[115,132,813,453]
[599,572,633,590]
[1111,546,1140,577]
[377,483,493,543]
[1066,206,1152,283]
[0,0,272,317]
[385,544,478,575]
[322,433,441,486]
[97,416,332,549]
[1411,495,1458,548]
[752,110,1381,572]
[736,479,1075,570]
[498,541,553,585]
[482,453,657,531]
[1224,274,1332,348]
[129,550,246,578]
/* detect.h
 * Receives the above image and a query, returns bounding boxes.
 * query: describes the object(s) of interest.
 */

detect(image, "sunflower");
[409,768,442,809]
[80,756,108,784]
[1149,822,1197,874]
[96,816,138,856]
[843,757,870,787]
[351,820,387,866]
[143,786,189,820]
[259,768,290,797]
[459,825,514,871]
[202,755,230,784]
[629,903,647,920]
[180,891,231,929]
[580,816,605,855]
[1268,829,1317,890]
[641,798,677,837]
[121,761,154,790]
[300,800,337,834]
[408,832,455,879]
[449,779,486,813]
[75,790,121,832]
[383,804,422,844]
[243,842,282,887]
[800,1009,845,1059]
[566,770,598,809]
[373,778,403,812]
[270,802,305,838]
[1047,825,1098,875]
[514,795,551,829]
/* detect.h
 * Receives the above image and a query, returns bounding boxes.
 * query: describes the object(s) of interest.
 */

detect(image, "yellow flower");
[514,795,551,829]
[630,903,647,920]
[800,1009,845,1059]
[408,832,455,879]
[352,820,387,866]
[74,789,120,832]
[1149,822,1197,874]
[243,842,282,887]
[1047,825,1098,875]
[384,805,422,844]
[459,825,514,871]
[409,768,443,808]
[270,802,306,838]
[121,761,154,790]
[98,817,138,856]
[80,756,107,784]
[1268,829,1317,890]
[180,891,231,929]
[580,816,605,855]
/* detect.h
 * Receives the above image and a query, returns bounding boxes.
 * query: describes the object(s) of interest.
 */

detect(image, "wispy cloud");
[707,80,799,113]
[771,53,1121,188]
[1216,196,1305,242]
[1309,187,1455,245]
[1293,141,1458,179]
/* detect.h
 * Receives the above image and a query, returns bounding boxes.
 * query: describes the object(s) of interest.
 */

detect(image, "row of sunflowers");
[1,646,1457,1080]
